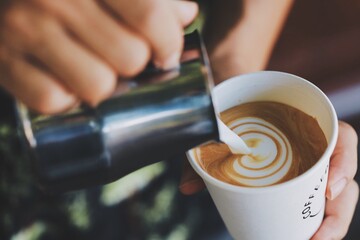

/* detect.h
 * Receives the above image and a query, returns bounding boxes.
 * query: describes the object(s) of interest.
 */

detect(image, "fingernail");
[154,52,180,70]
[327,178,348,200]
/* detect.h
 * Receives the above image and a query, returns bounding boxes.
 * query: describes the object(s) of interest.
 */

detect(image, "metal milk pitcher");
[16,31,219,192]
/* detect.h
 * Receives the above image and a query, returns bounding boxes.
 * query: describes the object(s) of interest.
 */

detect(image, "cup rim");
[187,71,339,194]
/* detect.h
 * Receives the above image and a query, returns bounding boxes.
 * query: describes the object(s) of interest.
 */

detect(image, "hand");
[312,122,359,240]
[180,121,359,240]
[0,0,198,114]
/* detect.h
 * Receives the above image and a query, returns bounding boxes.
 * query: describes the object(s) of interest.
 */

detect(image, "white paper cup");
[187,71,338,240]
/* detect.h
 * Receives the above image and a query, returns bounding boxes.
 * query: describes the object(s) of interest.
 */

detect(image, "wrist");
[209,51,266,85]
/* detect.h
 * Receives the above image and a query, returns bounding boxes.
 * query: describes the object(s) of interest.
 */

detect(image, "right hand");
[0,0,198,114]
[180,121,359,240]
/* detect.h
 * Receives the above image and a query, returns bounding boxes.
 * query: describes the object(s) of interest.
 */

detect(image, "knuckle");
[2,5,27,31]
[155,29,183,62]
[347,164,358,184]
[24,18,63,58]
[120,40,150,77]
[2,5,58,53]
[164,31,183,56]
[27,18,58,54]
[32,89,70,114]
[340,121,358,143]
[156,27,183,56]
[84,68,117,105]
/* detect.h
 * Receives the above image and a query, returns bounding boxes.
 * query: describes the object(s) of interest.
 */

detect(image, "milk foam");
[196,101,327,188]
[227,118,292,187]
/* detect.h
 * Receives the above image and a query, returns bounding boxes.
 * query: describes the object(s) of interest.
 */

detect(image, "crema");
[194,101,328,187]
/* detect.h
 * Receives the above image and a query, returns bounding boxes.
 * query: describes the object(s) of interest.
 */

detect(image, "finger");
[312,180,359,240]
[24,13,116,106]
[171,1,199,27]
[326,121,358,200]
[0,51,77,114]
[104,0,185,69]
[179,158,205,195]
[41,0,151,77]
[2,3,117,107]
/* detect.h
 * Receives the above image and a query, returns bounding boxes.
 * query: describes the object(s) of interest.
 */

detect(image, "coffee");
[194,101,328,187]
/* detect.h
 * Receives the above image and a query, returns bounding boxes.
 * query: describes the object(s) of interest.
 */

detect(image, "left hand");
[312,121,359,240]
[179,121,359,240]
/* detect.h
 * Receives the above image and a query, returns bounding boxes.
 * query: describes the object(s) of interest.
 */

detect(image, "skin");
[0,0,358,239]
[202,0,294,83]
[180,121,359,240]
[180,1,359,239]
[0,0,198,113]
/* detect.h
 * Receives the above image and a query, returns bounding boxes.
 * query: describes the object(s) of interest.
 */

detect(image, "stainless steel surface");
[17,31,219,192]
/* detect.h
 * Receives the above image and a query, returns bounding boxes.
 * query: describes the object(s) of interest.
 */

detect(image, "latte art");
[195,101,327,187]
[228,118,293,186]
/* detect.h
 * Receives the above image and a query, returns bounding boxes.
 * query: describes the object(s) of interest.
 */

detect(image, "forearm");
[203,0,294,83]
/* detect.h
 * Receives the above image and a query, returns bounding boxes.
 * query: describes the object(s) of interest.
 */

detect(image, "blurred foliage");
[101,162,166,207]
[11,222,46,240]
[0,109,225,239]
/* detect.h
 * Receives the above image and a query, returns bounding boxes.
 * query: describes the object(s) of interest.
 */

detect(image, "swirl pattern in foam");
[227,117,292,187]
[194,101,328,188]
